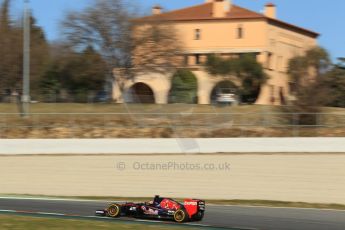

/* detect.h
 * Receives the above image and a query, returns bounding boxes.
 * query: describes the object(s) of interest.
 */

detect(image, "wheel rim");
[175,210,185,222]
[108,205,119,217]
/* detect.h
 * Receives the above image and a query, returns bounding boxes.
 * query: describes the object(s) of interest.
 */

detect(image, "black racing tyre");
[174,209,189,223]
[192,211,204,221]
[107,203,121,218]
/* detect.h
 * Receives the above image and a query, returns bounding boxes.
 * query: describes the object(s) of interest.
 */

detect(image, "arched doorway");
[211,80,238,104]
[126,83,155,104]
[169,70,198,104]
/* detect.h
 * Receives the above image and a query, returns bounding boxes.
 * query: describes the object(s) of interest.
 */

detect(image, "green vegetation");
[62,0,181,97]
[1,0,180,103]
[205,54,267,104]
[170,70,198,104]
[39,46,108,102]
[288,46,345,109]
[288,47,332,108]
[0,0,50,96]
[286,47,345,124]
[0,214,197,230]
[321,65,345,108]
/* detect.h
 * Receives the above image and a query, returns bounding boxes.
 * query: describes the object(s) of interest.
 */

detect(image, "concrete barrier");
[1,154,345,204]
[1,138,345,154]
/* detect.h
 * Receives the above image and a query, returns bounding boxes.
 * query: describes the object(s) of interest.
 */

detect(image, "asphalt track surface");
[0,198,345,230]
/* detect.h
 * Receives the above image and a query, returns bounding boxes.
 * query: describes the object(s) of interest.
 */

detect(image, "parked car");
[94,91,110,103]
[216,93,237,105]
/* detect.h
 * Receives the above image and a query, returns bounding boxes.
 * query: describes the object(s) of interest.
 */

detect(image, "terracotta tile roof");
[226,5,265,19]
[136,3,264,21]
[134,2,319,38]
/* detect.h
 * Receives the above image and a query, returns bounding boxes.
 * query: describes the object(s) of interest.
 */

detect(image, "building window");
[270,85,275,104]
[184,55,189,66]
[266,52,273,69]
[195,29,201,40]
[237,25,243,39]
[195,54,201,65]
[279,87,286,105]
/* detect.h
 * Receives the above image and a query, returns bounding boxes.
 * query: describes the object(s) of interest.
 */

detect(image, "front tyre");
[174,209,189,223]
[107,204,121,218]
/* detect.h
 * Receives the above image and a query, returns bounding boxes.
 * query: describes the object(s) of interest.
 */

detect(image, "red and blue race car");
[95,195,205,223]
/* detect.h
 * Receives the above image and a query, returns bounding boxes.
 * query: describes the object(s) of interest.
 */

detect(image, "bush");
[169,69,198,104]
[205,54,267,104]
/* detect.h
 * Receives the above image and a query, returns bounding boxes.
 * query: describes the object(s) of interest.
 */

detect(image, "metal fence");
[0,112,344,138]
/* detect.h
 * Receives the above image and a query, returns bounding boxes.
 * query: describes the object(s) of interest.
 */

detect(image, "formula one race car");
[95,195,205,223]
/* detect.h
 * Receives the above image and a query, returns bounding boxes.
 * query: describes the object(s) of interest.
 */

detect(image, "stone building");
[112,0,319,105]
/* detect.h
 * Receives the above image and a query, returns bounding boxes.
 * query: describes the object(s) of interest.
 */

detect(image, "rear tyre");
[174,209,189,223]
[192,211,204,221]
[107,203,121,218]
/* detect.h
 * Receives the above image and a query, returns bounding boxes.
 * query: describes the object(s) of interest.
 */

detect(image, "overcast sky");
[9,0,345,61]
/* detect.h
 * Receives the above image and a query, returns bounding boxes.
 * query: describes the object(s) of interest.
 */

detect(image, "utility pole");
[22,0,30,117]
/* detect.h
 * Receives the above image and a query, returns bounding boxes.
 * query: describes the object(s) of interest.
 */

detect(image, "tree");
[61,0,181,100]
[305,47,331,74]
[169,69,197,104]
[39,63,61,100]
[131,22,182,74]
[288,47,331,90]
[321,65,345,108]
[286,47,335,124]
[62,0,132,71]
[0,0,10,31]
[23,15,51,98]
[288,47,332,107]
[0,0,50,96]
[205,54,267,103]
[0,0,21,92]
[61,46,107,93]
[39,45,107,101]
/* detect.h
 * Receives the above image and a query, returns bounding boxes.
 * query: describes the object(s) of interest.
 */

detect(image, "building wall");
[256,23,317,105]
[112,72,172,104]
[174,19,267,54]
[113,70,239,105]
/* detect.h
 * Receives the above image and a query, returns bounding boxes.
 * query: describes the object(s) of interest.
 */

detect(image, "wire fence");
[0,112,344,138]
[0,92,113,104]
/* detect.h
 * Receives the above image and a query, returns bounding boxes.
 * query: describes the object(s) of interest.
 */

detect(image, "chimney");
[207,0,231,18]
[152,5,162,15]
[264,2,276,19]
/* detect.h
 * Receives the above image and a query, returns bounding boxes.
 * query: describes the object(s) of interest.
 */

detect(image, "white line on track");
[0,209,17,213]
[36,212,66,216]
[0,196,111,203]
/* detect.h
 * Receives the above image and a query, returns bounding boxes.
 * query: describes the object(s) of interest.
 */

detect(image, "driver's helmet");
[152,195,162,207]
[154,195,160,203]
